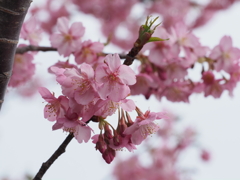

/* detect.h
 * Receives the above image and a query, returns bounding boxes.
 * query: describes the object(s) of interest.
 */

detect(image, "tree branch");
[0,0,32,110]
[16,45,57,54]
[33,133,74,180]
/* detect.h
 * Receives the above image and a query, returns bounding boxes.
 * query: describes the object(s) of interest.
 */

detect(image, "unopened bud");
[116,109,128,136]
[113,132,122,146]
[102,147,116,164]
[96,134,107,154]
[125,112,134,126]
[104,123,113,140]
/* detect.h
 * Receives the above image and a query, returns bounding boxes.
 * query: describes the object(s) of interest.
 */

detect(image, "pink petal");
[70,22,85,38]
[220,36,232,52]
[95,64,108,83]
[105,54,121,72]
[80,63,94,79]
[108,84,130,102]
[38,87,55,102]
[74,124,91,143]
[74,87,96,105]
[131,130,144,145]
[57,17,69,34]
[120,99,135,111]
[97,82,111,100]
[118,65,136,85]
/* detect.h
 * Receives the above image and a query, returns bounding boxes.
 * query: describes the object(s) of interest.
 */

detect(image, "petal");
[108,84,130,102]
[97,82,110,100]
[124,123,139,135]
[131,130,144,145]
[80,63,94,79]
[74,87,96,105]
[95,64,108,83]
[57,17,69,34]
[38,87,55,102]
[70,22,85,38]
[74,124,91,143]
[220,36,232,52]
[120,99,136,111]
[118,65,136,85]
[105,54,121,72]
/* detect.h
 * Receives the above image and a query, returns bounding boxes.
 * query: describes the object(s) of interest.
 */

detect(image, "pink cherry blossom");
[38,87,69,122]
[52,107,92,143]
[74,40,104,65]
[210,36,240,73]
[124,110,167,145]
[20,17,42,45]
[51,64,98,105]
[8,51,35,88]
[50,17,85,57]
[202,71,224,98]
[95,54,136,102]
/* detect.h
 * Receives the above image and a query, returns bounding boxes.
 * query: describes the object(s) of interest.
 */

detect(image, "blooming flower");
[8,50,35,87]
[124,110,167,145]
[21,17,42,45]
[95,54,136,102]
[51,63,98,105]
[74,40,104,65]
[38,87,69,122]
[50,17,85,57]
[210,36,240,73]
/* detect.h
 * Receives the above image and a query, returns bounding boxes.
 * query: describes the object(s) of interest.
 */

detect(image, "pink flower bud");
[96,134,107,154]
[102,147,116,164]
[104,124,113,140]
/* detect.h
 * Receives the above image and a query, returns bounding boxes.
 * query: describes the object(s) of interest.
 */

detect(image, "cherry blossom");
[8,50,35,88]
[20,17,42,45]
[38,87,69,122]
[210,36,240,73]
[124,109,167,145]
[51,63,98,105]
[50,17,85,57]
[95,54,136,102]
[74,40,104,65]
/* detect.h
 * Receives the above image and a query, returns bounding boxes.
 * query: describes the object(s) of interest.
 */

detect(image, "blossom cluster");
[39,54,167,163]
[37,17,167,163]
[130,23,240,102]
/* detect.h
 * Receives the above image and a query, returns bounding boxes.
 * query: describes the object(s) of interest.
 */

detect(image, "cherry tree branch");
[15,46,132,60]
[0,0,32,110]
[16,45,57,54]
[32,133,74,180]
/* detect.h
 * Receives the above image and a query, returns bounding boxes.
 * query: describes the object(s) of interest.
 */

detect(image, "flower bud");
[102,147,116,164]
[104,123,113,140]
[95,134,107,154]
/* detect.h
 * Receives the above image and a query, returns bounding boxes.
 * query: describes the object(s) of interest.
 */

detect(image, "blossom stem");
[16,45,57,54]
[32,133,74,180]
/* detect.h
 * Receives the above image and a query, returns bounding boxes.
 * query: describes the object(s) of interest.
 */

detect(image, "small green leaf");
[147,37,169,43]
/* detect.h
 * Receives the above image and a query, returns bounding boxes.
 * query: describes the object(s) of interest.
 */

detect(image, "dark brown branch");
[33,133,74,180]
[0,0,32,110]
[16,45,57,54]
[123,39,144,66]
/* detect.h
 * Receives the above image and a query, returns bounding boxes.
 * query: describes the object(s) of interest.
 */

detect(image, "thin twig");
[32,133,74,180]
[16,45,57,54]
